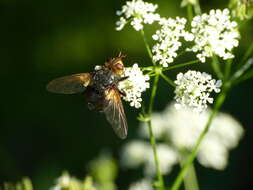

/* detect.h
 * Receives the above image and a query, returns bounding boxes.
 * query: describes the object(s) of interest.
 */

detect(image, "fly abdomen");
[85,86,109,111]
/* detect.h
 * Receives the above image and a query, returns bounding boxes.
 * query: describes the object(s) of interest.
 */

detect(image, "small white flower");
[116,17,127,31]
[121,141,150,168]
[139,113,168,139]
[115,0,160,31]
[181,0,198,7]
[152,17,193,67]
[118,63,150,108]
[94,65,102,71]
[50,173,81,190]
[188,9,240,62]
[121,141,178,176]
[174,70,222,113]
[210,112,244,149]
[128,178,153,190]
[56,174,71,188]
[144,144,178,176]
[198,136,229,170]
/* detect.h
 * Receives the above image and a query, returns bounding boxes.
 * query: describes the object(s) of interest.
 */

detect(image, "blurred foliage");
[229,0,253,20]
[50,172,97,190]
[0,178,33,190]
[88,154,117,190]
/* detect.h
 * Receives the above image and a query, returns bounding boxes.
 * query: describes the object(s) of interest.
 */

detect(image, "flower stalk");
[162,60,199,71]
[141,28,165,190]
[141,30,155,65]
[147,74,165,190]
[211,56,223,79]
[183,163,199,190]
[160,72,176,87]
[187,4,193,21]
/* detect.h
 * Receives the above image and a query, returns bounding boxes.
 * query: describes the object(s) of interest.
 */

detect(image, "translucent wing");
[104,89,128,139]
[46,73,91,94]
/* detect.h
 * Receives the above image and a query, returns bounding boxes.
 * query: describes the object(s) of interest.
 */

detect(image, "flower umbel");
[121,141,178,176]
[174,70,222,113]
[152,17,194,67]
[118,64,150,108]
[51,172,83,190]
[115,0,160,31]
[138,103,244,170]
[188,9,240,62]
[128,178,153,190]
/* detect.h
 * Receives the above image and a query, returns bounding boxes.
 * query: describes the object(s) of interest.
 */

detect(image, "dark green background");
[1,0,253,190]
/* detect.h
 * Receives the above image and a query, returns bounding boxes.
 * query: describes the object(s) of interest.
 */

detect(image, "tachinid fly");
[46,53,128,139]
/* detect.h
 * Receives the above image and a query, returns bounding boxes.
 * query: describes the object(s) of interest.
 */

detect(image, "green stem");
[170,82,230,190]
[141,30,155,65]
[160,72,176,87]
[234,68,253,84]
[184,163,199,190]
[211,56,223,79]
[147,74,165,190]
[224,59,232,81]
[242,42,253,63]
[180,156,199,190]
[141,30,165,190]
[235,42,253,71]
[162,60,199,71]
[140,28,164,190]
[187,4,193,21]
[231,58,253,85]
[193,0,201,15]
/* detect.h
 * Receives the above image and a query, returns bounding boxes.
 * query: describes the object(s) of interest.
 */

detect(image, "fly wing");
[46,73,92,94]
[104,89,128,139]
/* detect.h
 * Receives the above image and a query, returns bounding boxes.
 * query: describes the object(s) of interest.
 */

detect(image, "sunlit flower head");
[50,172,82,190]
[144,144,178,175]
[198,112,244,169]
[116,0,160,31]
[121,141,150,168]
[174,70,222,113]
[187,9,240,62]
[138,103,244,170]
[152,17,194,67]
[118,64,150,108]
[121,141,178,176]
[139,113,168,138]
[181,0,198,7]
[128,178,153,190]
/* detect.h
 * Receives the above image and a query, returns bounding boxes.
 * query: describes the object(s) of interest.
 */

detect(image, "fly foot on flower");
[118,64,150,108]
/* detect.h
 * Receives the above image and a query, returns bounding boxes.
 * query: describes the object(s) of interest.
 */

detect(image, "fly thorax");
[92,68,116,91]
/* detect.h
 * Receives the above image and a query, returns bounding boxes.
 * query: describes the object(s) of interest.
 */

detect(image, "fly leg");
[117,76,129,97]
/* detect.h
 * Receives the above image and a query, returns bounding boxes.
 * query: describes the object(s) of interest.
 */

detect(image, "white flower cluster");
[52,174,71,190]
[118,64,150,108]
[152,17,194,67]
[188,9,240,62]
[121,141,178,176]
[50,172,96,190]
[174,70,222,113]
[115,0,160,31]
[128,178,153,190]
[138,103,244,170]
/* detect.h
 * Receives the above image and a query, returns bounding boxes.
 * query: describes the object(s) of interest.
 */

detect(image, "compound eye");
[115,61,124,70]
